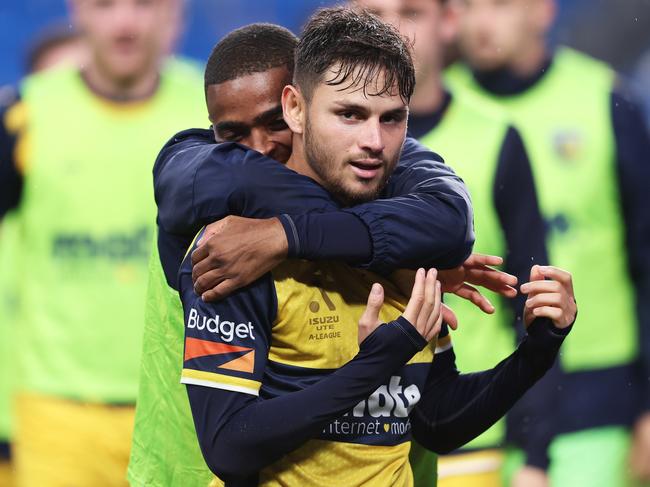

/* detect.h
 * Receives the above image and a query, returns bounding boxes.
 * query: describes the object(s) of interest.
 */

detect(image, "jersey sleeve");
[179,229,277,396]
[410,318,570,454]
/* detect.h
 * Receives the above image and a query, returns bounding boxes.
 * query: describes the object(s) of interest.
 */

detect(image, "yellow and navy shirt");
[180,232,450,486]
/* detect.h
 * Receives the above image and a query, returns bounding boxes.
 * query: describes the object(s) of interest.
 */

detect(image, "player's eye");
[339,111,361,121]
[217,131,243,143]
[381,112,406,124]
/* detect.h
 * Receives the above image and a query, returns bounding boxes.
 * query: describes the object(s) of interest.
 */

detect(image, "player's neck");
[81,59,160,103]
[408,68,445,116]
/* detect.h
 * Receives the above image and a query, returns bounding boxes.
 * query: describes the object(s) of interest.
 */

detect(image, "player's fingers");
[529,264,544,283]
[427,297,445,342]
[532,306,563,322]
[466,253,504,267]
[454,284,494,314]
[416,269,438,334]
[192,252,225,284]
[425,281,443,341]
[539,266,574,291]
[526,292,563,309]
[467,267,518,289]
[201,279,238,303]
[403,268,426,325]
[191,243,210,266]
[359,283,384,329]
[193,268,226,295]
[441,304,458,331]
[520,280,560,295]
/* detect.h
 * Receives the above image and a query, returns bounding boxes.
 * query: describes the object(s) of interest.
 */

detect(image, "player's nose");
[359,120,385,155]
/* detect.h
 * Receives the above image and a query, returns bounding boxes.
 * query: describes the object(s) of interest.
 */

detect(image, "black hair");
[204,23,298,94]
[294,7,415,102]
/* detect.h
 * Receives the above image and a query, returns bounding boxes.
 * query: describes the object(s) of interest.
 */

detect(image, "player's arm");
[0,90,24,220]
[154,130,473,278]
[610,81,650,481]
[410,266,576,453]
[181,239,440,481]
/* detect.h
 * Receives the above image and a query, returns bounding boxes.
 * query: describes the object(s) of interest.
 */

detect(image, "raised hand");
[520,265,577,328]
[438,253,518,314]
[358,268,443,344]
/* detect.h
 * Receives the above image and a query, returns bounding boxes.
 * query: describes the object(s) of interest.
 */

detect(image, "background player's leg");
[13,393,134,487]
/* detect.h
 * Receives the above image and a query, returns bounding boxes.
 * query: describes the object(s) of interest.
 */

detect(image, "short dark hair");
[204,23,298,94]
[294,7,415,102]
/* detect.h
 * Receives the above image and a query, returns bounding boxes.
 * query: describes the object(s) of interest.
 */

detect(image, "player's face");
[207,66,293,163]
[354,0,445,81]
[72,0,168,83]
[302,67,408,205]
[455,0,547,70]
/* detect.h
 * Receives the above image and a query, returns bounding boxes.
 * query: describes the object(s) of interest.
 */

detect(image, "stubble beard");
[303,116,392,207]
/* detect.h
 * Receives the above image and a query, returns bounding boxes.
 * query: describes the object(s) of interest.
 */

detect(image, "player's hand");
[191,216,288,301]
[358,283,385,345]
[512,466,549,487]
[520,265,576,329]
[391,269,458,330]
[630,412,650,481]
[359,269,443,344]
[438,253,518,314]
[402,268,444,342]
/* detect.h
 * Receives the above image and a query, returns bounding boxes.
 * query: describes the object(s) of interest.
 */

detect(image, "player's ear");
[282,85,305,135]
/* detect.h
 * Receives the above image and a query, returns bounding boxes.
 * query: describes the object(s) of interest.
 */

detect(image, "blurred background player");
[447,0,650,485]
[0,23,88,487]
[0,0,205,485]
[351,1,548,486]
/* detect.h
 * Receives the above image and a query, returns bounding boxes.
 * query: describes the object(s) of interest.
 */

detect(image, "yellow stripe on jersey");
[180,368,260,396]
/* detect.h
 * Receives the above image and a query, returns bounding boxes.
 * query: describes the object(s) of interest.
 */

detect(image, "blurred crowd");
[0,1,648,487]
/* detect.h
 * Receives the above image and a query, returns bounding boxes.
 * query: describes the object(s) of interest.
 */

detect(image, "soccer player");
[447,0,650,485]
[351,1,547,485]
[178,8,575,486]
[0,0,205,485]
[128,22,488,487]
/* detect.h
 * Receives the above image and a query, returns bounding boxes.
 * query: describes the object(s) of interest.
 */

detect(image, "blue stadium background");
[3,0,650,86]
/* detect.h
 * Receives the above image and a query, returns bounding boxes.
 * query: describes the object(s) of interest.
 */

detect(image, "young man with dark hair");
[447,1,650,485]
[175,8,575,486]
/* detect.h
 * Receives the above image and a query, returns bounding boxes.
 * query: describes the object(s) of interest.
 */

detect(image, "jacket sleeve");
[154,131,473,274]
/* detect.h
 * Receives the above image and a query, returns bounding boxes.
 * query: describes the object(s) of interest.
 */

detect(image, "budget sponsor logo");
[187,307,256,343]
